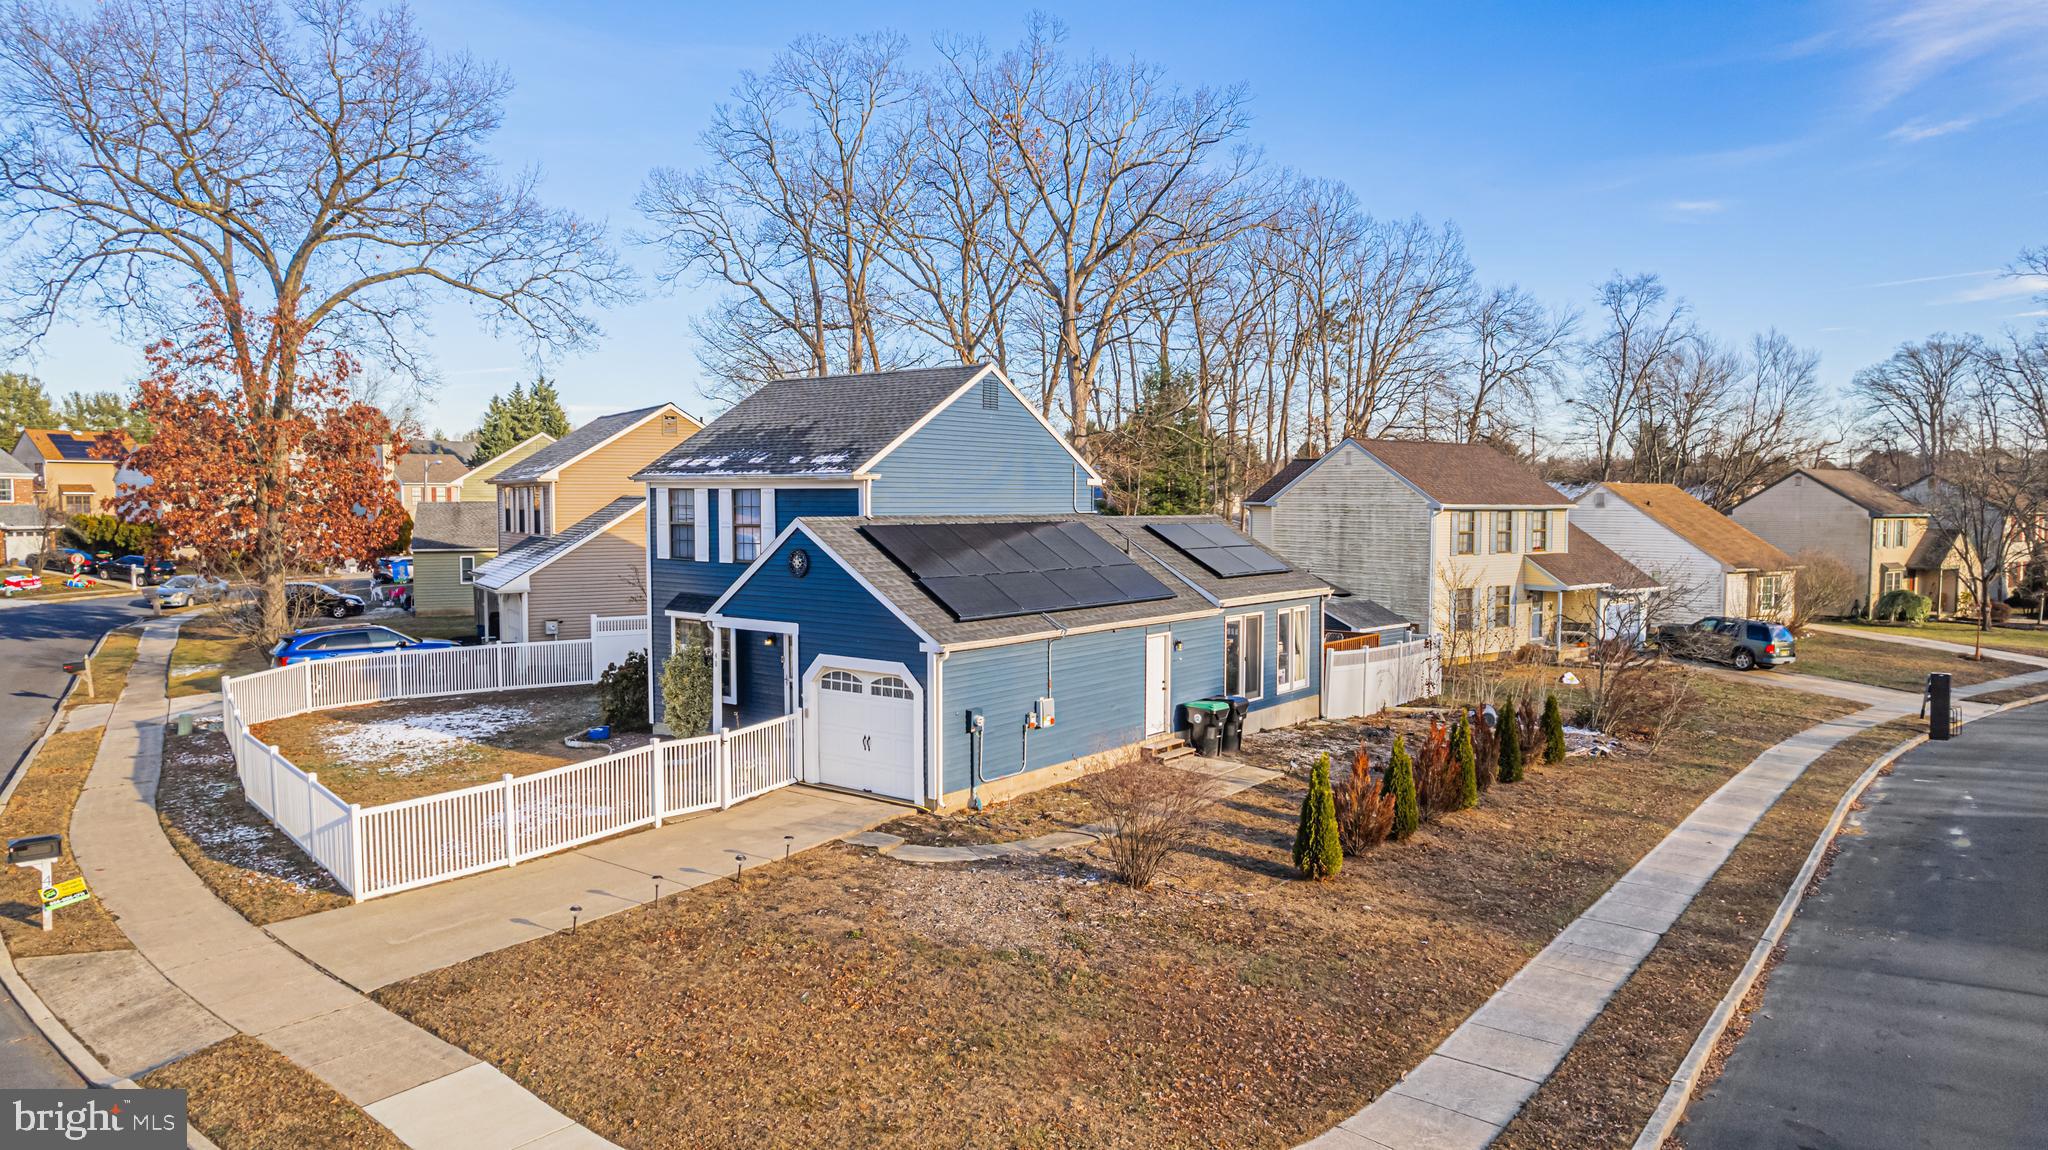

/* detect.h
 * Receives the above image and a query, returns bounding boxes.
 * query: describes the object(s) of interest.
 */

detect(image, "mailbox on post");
[8,835,65,931]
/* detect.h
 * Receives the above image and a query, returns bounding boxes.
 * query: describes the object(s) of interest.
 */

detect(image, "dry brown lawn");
[377,673,1854,1150]
[0,729,133,957]
[140,1036,405,1150]
[156,727,351,925]
[250,686,642,806]
[1792,630,2031,693]
[1491,717,1924,1149]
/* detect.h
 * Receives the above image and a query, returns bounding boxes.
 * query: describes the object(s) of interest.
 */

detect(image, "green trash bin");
[1185,699,1230,757]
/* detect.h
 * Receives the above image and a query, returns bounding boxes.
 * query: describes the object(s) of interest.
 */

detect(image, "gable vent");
[981,378,1000,410]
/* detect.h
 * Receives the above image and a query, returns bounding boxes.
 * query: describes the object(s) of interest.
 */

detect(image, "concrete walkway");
[1302,660,2048,1150]
[267,784,898,991]
[31,618,619,1150]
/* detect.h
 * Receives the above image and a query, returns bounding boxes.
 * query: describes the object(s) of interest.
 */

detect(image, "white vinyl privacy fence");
[1323,635,1443,720]
[222,639,799,901]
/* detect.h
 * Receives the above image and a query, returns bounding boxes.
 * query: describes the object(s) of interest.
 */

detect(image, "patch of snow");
[176,663,223,676]
[319,702,535,768]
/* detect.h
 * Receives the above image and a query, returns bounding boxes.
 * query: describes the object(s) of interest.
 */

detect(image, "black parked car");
[95,554,165,584]
[1656,616,1797,670]
[285,581,366,619]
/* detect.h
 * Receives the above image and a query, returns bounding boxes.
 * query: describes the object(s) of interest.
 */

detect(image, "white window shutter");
[653,488,669,560]
[760,488,777,549]
[692,489,710,562]
[717,489,734,564]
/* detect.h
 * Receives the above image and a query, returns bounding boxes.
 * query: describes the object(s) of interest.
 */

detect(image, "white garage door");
[815,669,918,799]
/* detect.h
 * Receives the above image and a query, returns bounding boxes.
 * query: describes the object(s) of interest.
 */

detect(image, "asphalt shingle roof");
[635,365,990,480]
[20,428,131,463]
[472,496,643,590]
[489,406,678,485]
[1599,482,1795,573]
[1526,525,1661,590]
[1351,439,1570,507]
[795,514,1220,649]
[410,502,499,551]
[1791,467,1927,517]
[1244,458,1317,505]
[396,453,471,484]
[1323,595,1411,633]
[0,450,32,478]
[0,504,50,528]
[1095,515,1330,605]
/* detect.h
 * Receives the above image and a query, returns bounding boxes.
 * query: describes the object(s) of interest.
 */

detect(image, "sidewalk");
[32,617,618,1150]
[1302,660,2048,1150]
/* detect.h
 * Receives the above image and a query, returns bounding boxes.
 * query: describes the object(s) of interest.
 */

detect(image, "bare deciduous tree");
[1849,335,1979,477]
[1572,272,1690,480]
[1451,284,1575,448]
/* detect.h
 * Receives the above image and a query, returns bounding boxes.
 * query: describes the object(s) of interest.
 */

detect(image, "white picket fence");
[1323,634,1443,720]
[222,640,800,901]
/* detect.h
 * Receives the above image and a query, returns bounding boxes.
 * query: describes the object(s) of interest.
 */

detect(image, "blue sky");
[14,0,2048,434]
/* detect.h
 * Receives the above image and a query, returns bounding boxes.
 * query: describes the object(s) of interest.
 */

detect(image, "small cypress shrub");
[1452,715,1480,809]
[1388,734,1419,840]
[1333,743,1397,854]
[1294,753,1343,880]
[1496,702,1524,784]
[1543,692,1567,764]
[1467,709,1495,792]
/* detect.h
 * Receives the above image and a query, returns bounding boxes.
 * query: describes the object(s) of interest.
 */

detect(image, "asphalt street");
[0,593,153,1089]
[1680,701,2048,1150]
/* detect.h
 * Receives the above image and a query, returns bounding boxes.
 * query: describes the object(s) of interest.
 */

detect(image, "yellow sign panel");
[40,877,89,905]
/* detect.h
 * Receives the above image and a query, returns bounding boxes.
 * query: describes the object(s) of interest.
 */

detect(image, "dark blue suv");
[271,625,456,666]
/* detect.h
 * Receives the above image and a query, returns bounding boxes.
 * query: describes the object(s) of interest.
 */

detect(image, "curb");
[0,628,113,804]
[1632,692,2048,1149]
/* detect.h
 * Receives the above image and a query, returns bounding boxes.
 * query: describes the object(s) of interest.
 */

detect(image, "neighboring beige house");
[1246,440,1653,659]
[0,450,49,564]
[1899,473,2035,608]
[1731,467,1945,617]
[1574,482,1798,624]
[459,433,554,502]
[473,403,700,642]
[409,502,498,617]
[10,428,140,518]
[396,452,470,513]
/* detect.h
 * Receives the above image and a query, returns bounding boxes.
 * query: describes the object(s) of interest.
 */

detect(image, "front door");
[1144,632,1172,736]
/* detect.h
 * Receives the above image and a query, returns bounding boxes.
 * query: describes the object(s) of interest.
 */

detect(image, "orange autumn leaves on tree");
[111,315,404,578]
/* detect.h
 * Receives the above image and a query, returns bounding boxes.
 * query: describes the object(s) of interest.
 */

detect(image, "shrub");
[597,650,650,733]
[1333,744,1396,854]
[1570,704,1594,729]
[1874,588,1931,624]
[1388,735,1419,840]
[1451,715,1479,809]
[1987,600,2011,624]
[1086,756,1216,889]
[1543,693,1567,764]
[62,513,154,554]
[1470,707,1497,791]
[661,624,714,737]
[1416,719,1460,817]
[1294,753,1343,880]
[1496,702,1524,784]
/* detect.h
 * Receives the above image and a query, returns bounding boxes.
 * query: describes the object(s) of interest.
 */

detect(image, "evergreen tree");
[1543,692,1567,764]
[1293,753,1343,880]
[1452,715,1479,809]
[471,392,517,464]
[0,372,56,441]
[661,623,716,737]
[527,377,571,437]
[58,389,152,440]
[503,381,536,440]
[1496,702,1524,784]
[1388,735,1419,840]
[1097,363,1230,514]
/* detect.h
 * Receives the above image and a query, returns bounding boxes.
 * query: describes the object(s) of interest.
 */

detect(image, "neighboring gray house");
[1731,467,1939,616]
[1573,482,1798,624]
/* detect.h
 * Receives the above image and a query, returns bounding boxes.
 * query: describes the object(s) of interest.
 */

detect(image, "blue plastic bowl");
[586,725,612,741]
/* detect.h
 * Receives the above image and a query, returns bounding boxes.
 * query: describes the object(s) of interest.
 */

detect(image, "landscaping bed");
[1791,629,2029,693]
[375,672,1854,1150]
[157,727,351,925]
[1491,716,1923,1150]
[249,685,645,807]
[140,1036,405,1150]
[1829,618,2048,660]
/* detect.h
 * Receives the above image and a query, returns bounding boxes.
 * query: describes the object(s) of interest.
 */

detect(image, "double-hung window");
[1490,586,1513,628]
[1453,588,1476,631]
[1493,511,1514,553]
[1225,612,1266,701]
[459,556,476,584]
[1757,575,1786,616]
[1529,510,1550,552]
[1881,568,1904,594]
[732,489,763,562]
[1453,511,1477,555]
[1275,606,1312,694]
[0,477,12,502]
[668,490,696,559]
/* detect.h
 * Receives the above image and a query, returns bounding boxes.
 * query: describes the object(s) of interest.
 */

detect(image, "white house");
[1574,482,1797,623]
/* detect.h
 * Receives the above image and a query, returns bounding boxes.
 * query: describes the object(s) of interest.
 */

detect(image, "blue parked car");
[271,624,457,666]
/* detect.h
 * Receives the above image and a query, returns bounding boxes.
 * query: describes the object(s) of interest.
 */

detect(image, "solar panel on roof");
[864,521,1177,622]
[1145,522,1291,579]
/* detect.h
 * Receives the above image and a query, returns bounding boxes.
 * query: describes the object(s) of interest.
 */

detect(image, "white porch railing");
[222,640,800,901]
[1323,634,1443,720]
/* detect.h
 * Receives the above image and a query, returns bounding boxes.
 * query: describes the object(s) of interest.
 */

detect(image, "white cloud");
[1948,273,2048,303]
[1863,268,2001,288]
[2015,309,2048,318]
[1668,199,1726,217]
[1886,116,1976,141]
[1853,0,2048,111]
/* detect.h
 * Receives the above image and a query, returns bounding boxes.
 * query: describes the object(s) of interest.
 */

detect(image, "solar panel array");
[864,521,1177,622]
[1146,522,1292,578]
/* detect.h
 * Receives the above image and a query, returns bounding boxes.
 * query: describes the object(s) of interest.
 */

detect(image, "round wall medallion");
[788,548,811,578]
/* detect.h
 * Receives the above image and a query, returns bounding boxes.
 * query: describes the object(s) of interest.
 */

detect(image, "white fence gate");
[222,639,802,901]
[590,613,651,674]
[1323,635,1443,720]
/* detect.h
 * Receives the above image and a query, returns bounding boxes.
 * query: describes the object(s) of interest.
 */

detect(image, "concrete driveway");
[1678,700,2048,1149]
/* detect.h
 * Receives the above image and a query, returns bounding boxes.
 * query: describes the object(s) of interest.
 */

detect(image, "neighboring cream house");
[10,428,140,518]
[1731,467,1943,617]
[1899,474,2035,608]
[1574,482,1798,624]
[409,502,498,617]
[1246,440,1653,659]
[459,433,554,502]
[396,452,469,513]
[0,450,48,564]
[473,403,700,642]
